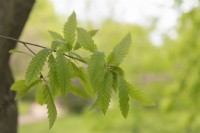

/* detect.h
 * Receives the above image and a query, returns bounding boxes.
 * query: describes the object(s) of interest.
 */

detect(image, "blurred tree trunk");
[0,0,35,133]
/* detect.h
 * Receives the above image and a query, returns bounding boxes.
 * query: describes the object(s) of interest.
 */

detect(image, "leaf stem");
[23,44,36,55]
[23,44,47,82]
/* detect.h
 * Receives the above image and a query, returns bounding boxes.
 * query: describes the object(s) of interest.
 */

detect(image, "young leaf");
[63,11,77,50]
[48,30,63,40]
[25,48,50,85]
[107,33,131,66]
[79,67,95,97]
[69,84,90,99]
[48,54,60,98]
[111,72,118,92]
[110,66,124,92]
[56,51,71,95]
[59,42,70,53]
[12,80,29,100]
[9,49,33,57]
[97,71,113,114]
[42,84,57,129]
[11,80,26,91]
[36,84,46,105]
[51,40,64,51]
[88,29,98,37]
[112,66,124,76]
[11,79,40,99]
[88,51,106,91]
[118,76,129,118]
[127,83,156,106]
[74,29,98,50]
[74,42,81,50]
[69,62,87,82]
[77,28,97,52]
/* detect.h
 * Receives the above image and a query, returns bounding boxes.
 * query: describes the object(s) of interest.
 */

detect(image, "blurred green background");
[11,0,200,132]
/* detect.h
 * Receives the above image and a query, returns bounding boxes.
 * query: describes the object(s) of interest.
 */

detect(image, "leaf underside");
[11,79,40,99]
[25,48,50,85]
[128,83,156,106]
[77,28,97,52]
[43,84,57,129]
[48,30,63,40]
[107,33,131,66]
[88,51,106,92]
[97,71,113,114]
[48,54,60,98]
[56,51,71,95]
[63,11,77,50]
[118,76,129,118]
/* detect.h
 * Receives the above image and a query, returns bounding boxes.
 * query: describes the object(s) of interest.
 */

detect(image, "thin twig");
[23,44,46,81]
[0,34,46,48]
[64,53,87,63]
[0,34,87,64]
[24,44,36,55]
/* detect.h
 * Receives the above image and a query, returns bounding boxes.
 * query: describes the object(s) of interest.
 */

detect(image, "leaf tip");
[122,112,128,119]
[72,11,76,15]
[9,50,13,53]
[126,32,132,42]
[102,109,107,115]
[145,100,156,106]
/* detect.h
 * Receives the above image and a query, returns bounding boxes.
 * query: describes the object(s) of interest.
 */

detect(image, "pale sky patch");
[50,0,198,45]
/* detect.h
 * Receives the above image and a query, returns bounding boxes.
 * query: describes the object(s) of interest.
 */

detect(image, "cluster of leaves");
[10,12,155,128]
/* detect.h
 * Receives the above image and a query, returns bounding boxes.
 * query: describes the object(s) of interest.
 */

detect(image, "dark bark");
[0,0,35,133]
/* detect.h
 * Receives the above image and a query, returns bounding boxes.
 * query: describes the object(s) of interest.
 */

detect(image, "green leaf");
[70,52,87,63]
[63,11,77,50]
[9,49,33,57]
[56,51,71,95]
[77,28,97,52]
[88,51,106,91]
[69,63,94,97]
[74,29,98,50]
[11,80,26,91]
[48,54,60,98]
[69,62,86,81]
[127,83,156,106]
[74,42,81,50]
[111,72,118,92]
[51,40,63,51]
[118,76,129,118]
[107,33,132,66]
[110,66,124,92]
[89,100,98,111]
[59,42,70,53]
[112,66,124,76]
[48,30,63,40]
[97,71,113,114]
[69,84,90,99]
[36,84,46,105]
[88,29,98,37]
[48,30,65,51]
[11,79,40,99]
[25,48,50,85]
[42,84,57,129]
[79,67,95,97]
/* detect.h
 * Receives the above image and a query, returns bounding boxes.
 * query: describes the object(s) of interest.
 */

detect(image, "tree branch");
[0,34,87,64]
[23,44,35,55]
[0,34,46,48]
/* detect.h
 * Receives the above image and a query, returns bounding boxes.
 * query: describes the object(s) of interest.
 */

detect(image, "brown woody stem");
[0,34,87,64]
